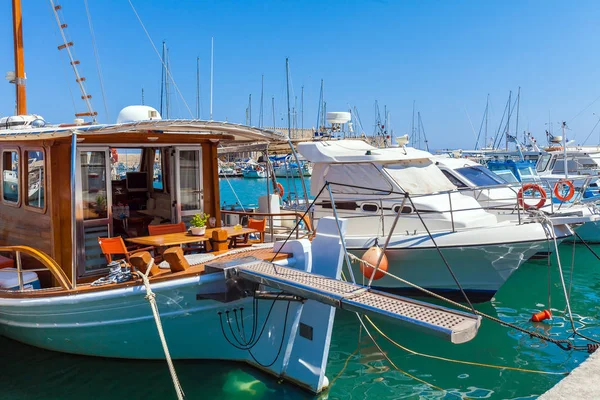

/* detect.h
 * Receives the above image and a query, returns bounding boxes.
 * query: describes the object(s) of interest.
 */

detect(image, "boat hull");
[346,223,571,302]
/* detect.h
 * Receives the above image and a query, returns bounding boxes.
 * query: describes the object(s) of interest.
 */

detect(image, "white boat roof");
[0,119,286,143]
[298,140,433,163]
[432,156,479,169]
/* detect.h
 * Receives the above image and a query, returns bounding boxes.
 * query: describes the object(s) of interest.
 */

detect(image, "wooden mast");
[12,0,27,115]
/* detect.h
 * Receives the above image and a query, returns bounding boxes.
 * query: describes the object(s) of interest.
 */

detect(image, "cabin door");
[75,148,113,277]
[174,147,203,223]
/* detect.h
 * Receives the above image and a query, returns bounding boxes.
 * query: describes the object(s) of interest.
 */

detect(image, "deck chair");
[97,237,154,264]
[230,218,266,248]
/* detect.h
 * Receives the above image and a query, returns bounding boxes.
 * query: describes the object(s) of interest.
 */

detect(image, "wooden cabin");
[0,114,284,288]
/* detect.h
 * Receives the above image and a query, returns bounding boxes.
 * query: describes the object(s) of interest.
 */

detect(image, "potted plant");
[190,212,210,235]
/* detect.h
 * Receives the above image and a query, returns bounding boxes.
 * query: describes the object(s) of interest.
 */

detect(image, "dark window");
[25,150,45,209]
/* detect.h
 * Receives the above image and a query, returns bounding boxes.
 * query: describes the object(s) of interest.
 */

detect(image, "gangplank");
[205,257,481,344]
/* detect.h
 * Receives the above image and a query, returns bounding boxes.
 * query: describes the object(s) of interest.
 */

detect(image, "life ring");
[553,180,575,202]
[276,182,284,197]
[517,184,547,209]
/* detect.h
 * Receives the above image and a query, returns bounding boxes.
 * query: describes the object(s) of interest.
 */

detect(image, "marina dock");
[540,350,600,399]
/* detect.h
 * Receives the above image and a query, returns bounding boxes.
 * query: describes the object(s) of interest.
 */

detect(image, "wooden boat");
[0,2,482,395]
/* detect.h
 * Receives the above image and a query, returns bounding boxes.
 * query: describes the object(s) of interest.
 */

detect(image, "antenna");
[160,41,165,116]
[248,94,252,126]
[141,87,144,105]
[210,37,214,120]
[50,1,97,122]
[165,46,170,119]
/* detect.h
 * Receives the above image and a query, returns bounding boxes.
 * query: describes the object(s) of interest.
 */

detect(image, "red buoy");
[531,309,552,322]
[360,246,388,280]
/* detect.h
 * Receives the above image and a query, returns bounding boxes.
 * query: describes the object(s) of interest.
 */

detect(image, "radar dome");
[116,106,162,124]
[326,112,351,124]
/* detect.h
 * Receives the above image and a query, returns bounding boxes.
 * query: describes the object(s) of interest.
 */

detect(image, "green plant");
[95,195,107,211]
[190,212,210,228]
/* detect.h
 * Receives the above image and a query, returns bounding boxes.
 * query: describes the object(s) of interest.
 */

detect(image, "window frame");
[1,147,22,208]
[23,147,47,214]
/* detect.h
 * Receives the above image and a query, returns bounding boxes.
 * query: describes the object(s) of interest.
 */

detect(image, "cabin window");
[111,148,141,180]
[81,151,108,220]
[25,150,45,209]
[2,150,19,204]
[153,149,164,191]
[536,154,552,172]
[361,203,379,212]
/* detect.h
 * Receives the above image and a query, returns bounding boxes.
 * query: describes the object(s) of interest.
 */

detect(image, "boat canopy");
[384,160,457,195]
[0,119,285,144]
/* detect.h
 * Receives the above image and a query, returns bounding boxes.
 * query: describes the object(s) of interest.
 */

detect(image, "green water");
[2,179,599,399]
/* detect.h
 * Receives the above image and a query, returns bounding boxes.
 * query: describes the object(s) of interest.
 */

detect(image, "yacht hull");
[345,223,572,302]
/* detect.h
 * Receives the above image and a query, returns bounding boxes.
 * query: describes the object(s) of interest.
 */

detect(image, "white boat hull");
[345,222,572,302]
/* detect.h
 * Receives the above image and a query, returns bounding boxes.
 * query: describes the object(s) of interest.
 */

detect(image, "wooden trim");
[22,146,47,214]
[0,147,22,208]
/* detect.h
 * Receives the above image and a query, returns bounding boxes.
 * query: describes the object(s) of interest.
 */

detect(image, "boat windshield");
[455,166,506,186]
[493,169,519,183]
[536,154,552,172]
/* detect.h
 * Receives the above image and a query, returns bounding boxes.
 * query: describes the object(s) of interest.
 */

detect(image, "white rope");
[127,0,194,119]
[83,0,110,122]
[135,260,185,400]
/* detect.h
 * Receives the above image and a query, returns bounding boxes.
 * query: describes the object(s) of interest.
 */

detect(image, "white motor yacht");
[435,157,600,243]
[298,140,573,302]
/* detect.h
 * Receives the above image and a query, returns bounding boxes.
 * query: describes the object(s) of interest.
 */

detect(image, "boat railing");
[320,181,593,234]
[0,245,72,291]
[220,209,314,240]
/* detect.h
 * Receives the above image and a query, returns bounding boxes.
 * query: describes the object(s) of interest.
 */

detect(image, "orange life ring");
[276,182,284,197]
[553,180,575,202]
[517,183,547,209]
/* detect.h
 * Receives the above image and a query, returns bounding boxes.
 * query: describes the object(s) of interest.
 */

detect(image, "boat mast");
[505,91,512,151]
[411,100,416,149]
[271,96,275,128]
[484,94,489,147]
[516,86,521,145]
[259,74,264,128]
[286,58,292,139]
[562,121,568,180]
[12,0,26,115]
[196,56,200,119]
[210,37,214,120]
[160,41,165,116]
[301,85,304,134]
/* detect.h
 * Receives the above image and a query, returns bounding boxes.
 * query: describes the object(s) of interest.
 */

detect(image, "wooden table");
[125,227,258,248]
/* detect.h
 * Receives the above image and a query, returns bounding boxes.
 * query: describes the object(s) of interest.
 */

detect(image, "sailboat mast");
[160,41,166,116]
[285,58,292,139]
[271,96,275,128]
[259,74,264,128]
[12,0,26,115]
[210,37,214,120]
[165,47,170,119]
[516,86,521,144]
[248,94,252,126]
[196,56,200,119]
[301,85,304,134]
[484,94,489,147]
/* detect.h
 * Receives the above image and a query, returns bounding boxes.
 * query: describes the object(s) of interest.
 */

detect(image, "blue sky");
[1,1,600,149]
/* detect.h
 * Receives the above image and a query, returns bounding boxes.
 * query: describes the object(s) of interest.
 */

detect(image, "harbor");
[2,1,600,400]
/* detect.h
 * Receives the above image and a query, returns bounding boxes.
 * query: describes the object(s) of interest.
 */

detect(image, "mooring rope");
[135,260,185,400]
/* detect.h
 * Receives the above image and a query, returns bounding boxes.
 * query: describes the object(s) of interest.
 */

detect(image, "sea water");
[1,178,599,399]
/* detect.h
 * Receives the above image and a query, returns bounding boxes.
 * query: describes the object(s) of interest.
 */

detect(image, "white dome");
[116,106,162,124]
[326,112,351,124]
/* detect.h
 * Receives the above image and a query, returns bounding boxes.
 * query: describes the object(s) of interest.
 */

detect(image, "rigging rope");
[135,261,185,400]
[127,0,194,119]
[83,0,110,122]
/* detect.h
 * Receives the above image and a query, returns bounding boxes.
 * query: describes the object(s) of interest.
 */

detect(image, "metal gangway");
[206,257,481,344]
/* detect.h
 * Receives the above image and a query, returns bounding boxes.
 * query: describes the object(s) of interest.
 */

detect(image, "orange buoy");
[360,246,388,280]
[531,309,552,322]
[276,182,285,197]
[553,180,575,202]
[517,183,547,209]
